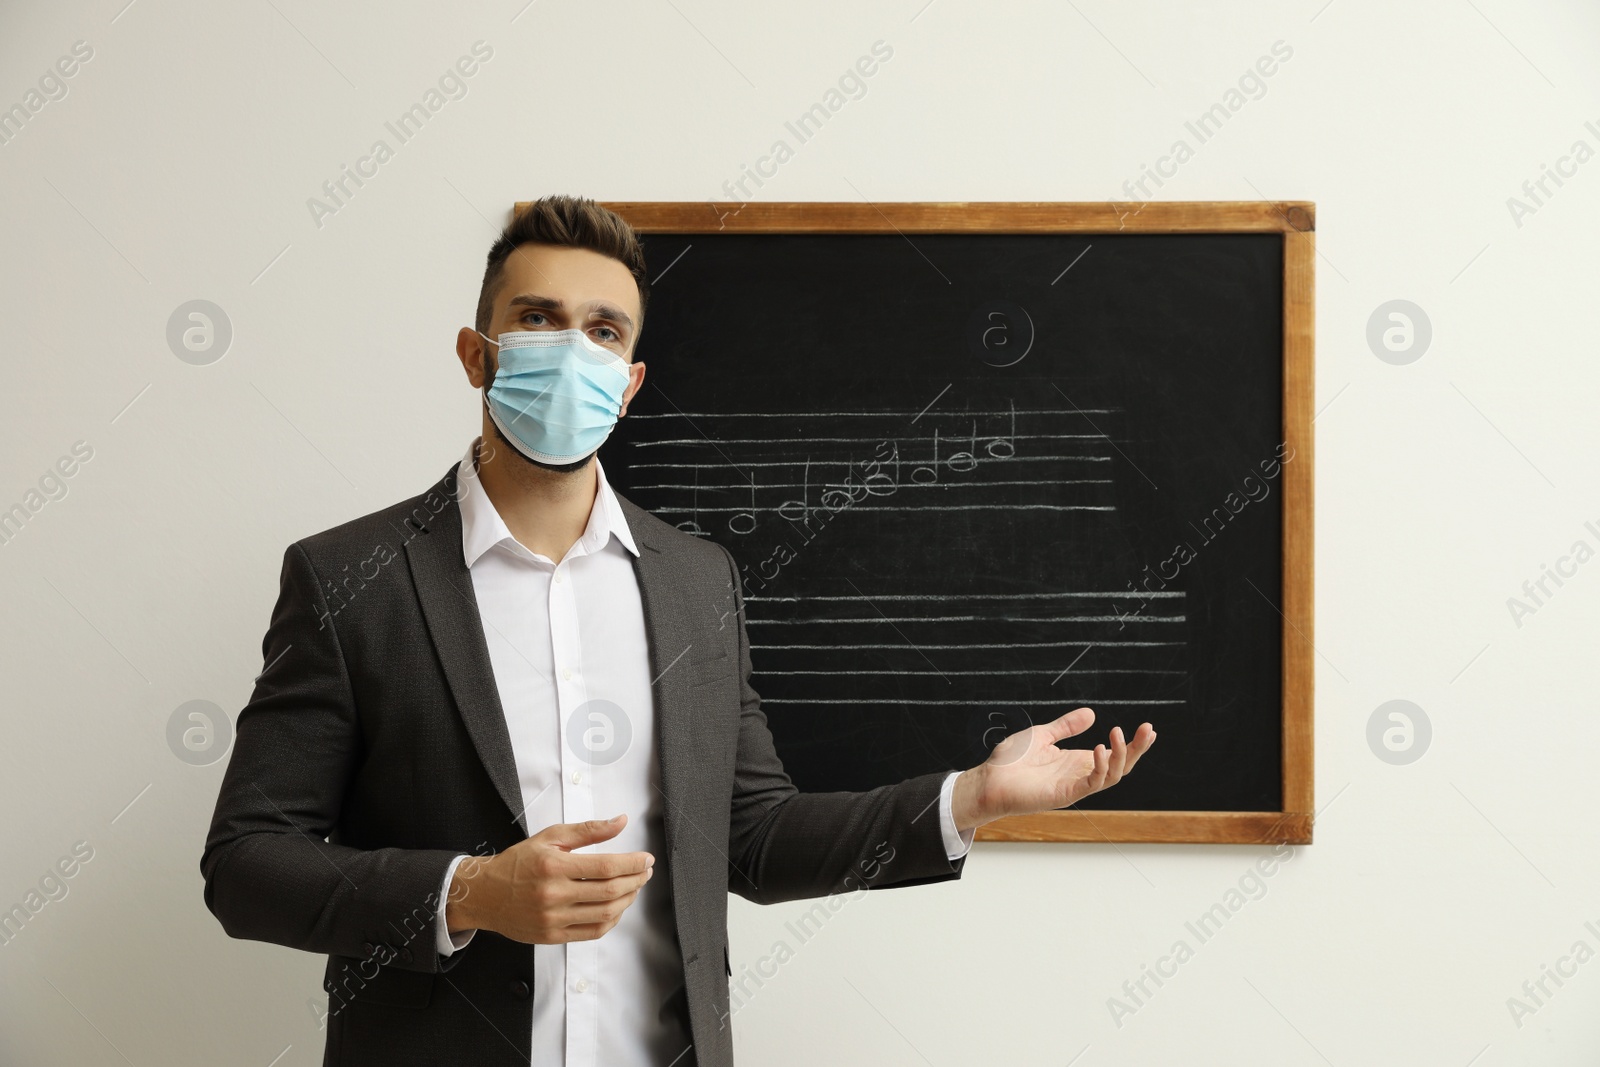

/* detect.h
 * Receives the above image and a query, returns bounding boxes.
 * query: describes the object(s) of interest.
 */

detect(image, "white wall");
[2,1,1598,1063]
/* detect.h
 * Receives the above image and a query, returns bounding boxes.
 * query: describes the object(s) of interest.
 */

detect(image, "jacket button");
[399,947,414,963]
[362,942,376,957]
[510,979,531,999]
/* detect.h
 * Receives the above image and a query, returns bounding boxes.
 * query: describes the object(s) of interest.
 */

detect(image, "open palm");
[956,707,1157,829]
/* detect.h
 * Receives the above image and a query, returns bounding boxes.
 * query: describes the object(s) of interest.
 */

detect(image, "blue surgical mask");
[484,329,632,465]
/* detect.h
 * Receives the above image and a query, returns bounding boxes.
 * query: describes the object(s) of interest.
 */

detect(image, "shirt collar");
[456,436,638,568]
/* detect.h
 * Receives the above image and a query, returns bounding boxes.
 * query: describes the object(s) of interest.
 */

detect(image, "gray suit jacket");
[201,463,966,1067]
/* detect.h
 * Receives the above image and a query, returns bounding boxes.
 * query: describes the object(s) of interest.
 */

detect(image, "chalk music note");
[674,470,708,538]
[778,458,813,524]
[986,401,1017,460]
[728,475,758,536]
[947,421,978,474]
[910,427,940,485]
[859,440,899,497]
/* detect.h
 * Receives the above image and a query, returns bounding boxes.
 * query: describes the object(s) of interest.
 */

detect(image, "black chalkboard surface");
[580,202,1314,844]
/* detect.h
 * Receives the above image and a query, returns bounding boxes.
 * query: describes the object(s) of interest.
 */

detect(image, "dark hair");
[474,195,649,338]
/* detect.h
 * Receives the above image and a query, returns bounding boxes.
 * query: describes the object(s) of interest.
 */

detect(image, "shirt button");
[575,978,589,993]
[563,667,572,680]
[554,571,563,584]
[571,770,582,785]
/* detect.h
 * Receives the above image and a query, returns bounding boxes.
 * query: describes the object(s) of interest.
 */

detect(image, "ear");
[618,361,647,418]
[456,326,493,389]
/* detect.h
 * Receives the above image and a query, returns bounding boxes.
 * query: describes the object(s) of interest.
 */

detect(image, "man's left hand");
[950,707,1157,832]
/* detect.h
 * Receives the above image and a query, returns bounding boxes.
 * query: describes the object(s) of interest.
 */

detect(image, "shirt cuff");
[436,854,478,957]
[938,771,976,861]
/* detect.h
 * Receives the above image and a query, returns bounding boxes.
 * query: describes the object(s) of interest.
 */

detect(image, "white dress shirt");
[433,437,973,1066]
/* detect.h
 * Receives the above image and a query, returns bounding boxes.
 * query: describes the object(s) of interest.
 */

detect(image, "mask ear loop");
[474,330,502,464]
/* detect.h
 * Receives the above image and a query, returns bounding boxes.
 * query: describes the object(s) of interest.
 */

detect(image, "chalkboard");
[563,202,1313,844]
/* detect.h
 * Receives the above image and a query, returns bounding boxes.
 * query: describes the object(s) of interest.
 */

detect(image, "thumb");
[1041,707,1095,744]
[539,814,627,850]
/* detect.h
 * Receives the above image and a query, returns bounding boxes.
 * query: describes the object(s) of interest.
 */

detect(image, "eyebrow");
[505,293,635,331]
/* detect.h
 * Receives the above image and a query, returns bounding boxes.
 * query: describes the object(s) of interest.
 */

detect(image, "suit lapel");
[403,466,530,837]
[614,493,697,857]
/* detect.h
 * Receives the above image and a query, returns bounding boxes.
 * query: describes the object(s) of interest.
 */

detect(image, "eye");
[521,311,549,326]
[592,325,620,343]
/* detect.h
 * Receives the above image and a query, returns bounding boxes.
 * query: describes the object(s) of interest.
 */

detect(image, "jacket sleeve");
[200,542,465,974]
[712,544,967,905]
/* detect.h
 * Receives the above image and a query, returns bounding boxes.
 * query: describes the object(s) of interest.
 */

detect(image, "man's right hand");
[446,814,654,945]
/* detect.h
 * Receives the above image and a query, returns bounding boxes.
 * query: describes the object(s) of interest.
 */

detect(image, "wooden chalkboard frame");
[518,200,1314,846]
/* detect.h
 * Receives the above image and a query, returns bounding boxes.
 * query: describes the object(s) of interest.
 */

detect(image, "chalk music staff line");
[623,405,1185,712]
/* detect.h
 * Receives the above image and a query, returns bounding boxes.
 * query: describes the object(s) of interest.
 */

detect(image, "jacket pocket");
[324,955,436,1010]
[687,651,732,688]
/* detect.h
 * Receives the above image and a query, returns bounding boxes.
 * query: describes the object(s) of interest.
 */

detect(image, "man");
[201,195,1156,1067]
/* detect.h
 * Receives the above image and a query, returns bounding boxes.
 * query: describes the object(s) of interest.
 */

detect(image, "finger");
[563,848,654,881]
[1041,707,1096,744]
[539,815,628,851]
[554,921,613,943]
[1121,723,1157,775]
[1087,743,1110,794]
[563,889,636,921]
[568,866,654,903]
[1106,726,1129,784]
[562,889,641,927]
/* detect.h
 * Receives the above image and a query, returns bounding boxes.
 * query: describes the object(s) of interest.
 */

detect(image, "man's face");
[458,242,647,472]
